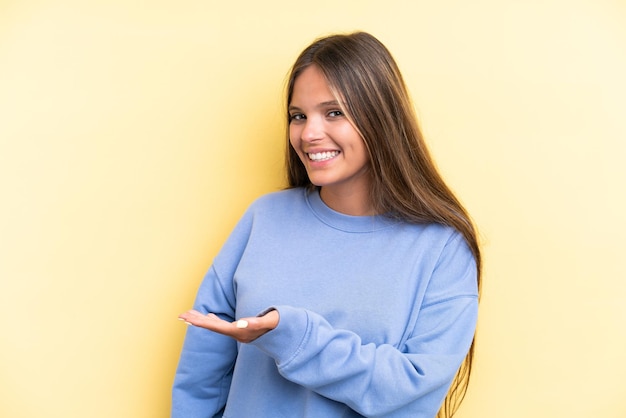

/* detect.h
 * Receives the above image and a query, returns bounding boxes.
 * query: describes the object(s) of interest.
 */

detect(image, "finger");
[178,309,202,320]
[177,311,266,343]
[193,313,237,334]
[178,310,221,328]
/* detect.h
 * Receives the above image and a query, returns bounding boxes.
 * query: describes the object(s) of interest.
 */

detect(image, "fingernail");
[236,319,249,329]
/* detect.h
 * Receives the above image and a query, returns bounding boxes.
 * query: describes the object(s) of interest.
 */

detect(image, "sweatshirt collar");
[305,188,395,233]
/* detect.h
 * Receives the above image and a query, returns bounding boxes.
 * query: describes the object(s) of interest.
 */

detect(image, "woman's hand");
[178,309,279,343]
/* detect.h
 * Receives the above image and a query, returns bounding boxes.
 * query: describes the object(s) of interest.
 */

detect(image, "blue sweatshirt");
[172,188,478,418]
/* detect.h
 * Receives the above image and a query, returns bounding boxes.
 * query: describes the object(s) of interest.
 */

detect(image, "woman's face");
[288,66,370,198]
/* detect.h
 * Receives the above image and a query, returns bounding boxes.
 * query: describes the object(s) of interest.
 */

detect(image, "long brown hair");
[285,31,481,418]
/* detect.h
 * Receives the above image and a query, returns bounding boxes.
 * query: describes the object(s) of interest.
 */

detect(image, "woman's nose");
[301,117,323,142]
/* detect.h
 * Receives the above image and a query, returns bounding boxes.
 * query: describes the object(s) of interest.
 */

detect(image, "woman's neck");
[319,186,376,216]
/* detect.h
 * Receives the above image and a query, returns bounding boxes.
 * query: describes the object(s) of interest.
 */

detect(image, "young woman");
[173,31,481,418]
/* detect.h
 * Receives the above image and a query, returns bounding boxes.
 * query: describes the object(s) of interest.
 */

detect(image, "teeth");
[308,151,339,161]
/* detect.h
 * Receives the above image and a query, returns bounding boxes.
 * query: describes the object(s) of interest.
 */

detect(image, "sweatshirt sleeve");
[171,266,238,418]
[172,210,254,418]
[250,232,478,417]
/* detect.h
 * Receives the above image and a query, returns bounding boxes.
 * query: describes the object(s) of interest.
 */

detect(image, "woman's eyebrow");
[288,100,341,111]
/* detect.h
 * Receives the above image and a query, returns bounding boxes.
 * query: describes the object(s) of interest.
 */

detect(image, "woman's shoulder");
[246,187,307,214]
[251,187,304,204]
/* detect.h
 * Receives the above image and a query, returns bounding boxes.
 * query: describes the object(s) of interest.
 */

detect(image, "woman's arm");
[251,297,477,417]
[172,265,240,418]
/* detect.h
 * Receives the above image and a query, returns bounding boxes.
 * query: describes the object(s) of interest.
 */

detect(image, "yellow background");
[1,1,625,417]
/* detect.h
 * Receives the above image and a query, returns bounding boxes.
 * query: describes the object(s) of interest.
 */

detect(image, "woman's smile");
[307,150,340,162]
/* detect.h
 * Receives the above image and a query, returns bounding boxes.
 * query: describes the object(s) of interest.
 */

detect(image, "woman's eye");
[328,110,343,117]
[289,113,305,122]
